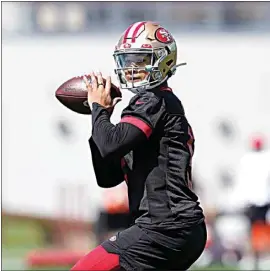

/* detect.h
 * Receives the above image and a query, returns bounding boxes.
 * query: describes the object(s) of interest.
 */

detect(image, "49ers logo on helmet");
[155,28,173,44]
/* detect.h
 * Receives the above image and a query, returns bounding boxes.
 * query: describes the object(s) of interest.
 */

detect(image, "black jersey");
[90,86,204,232]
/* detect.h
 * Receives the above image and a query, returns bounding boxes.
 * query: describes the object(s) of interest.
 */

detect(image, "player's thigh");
[71,245,124,271]
[101,225,164,270]
[101,223,207,271]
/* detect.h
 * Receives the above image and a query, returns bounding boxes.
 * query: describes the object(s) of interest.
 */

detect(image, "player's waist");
[136,213,205,228]
[135,219,206,250]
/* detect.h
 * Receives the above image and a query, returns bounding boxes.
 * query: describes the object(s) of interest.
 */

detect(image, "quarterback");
[71,21,206,271]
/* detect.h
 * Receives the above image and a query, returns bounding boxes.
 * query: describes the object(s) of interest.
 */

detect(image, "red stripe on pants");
[71,245,121,271]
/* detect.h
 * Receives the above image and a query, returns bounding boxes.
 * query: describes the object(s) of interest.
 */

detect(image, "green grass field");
[2,216,239,271]
[2,247,238,271]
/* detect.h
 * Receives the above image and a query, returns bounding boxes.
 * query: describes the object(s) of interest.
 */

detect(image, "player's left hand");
[84,71,121,111]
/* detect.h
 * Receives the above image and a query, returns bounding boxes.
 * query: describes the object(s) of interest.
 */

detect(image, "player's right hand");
[84,71,122,114]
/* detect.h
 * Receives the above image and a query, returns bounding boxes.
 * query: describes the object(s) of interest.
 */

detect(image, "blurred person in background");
[71,21,206,271]
[231,135,270,269]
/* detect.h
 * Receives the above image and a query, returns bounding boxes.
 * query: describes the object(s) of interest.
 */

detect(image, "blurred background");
[2,1,270,270]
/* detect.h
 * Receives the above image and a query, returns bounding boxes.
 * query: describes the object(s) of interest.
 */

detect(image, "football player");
[71,21,206,271]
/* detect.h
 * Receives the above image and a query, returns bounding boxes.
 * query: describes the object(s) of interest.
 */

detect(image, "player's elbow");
[96,181,113,188]
[96,177,122,188]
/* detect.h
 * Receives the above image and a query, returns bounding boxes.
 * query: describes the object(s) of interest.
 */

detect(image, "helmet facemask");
[113,48,169,94]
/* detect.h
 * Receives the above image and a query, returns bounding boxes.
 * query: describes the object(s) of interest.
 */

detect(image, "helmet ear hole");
[166,59,173,67]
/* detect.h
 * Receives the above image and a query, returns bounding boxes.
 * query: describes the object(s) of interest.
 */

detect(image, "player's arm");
[89,137,124,188]
[91,95,164,159]
[91,103,146,159]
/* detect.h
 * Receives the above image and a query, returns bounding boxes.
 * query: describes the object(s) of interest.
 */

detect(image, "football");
[55,75,122,115]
